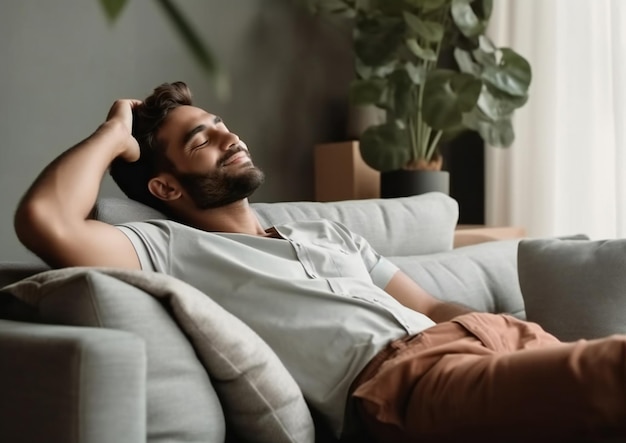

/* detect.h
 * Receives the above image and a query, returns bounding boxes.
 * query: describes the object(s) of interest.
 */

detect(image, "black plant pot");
[380,170,450,198]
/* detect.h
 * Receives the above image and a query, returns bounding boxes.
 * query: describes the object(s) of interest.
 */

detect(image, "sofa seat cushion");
[518,238,626,341]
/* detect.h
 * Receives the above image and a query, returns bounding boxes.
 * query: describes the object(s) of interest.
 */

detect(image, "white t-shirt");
[117,218,435,435]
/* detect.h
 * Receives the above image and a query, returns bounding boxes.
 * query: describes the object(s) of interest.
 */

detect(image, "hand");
[105,99,143,162]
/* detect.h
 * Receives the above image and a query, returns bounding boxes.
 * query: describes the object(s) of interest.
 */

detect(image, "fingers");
[107,98,142,115]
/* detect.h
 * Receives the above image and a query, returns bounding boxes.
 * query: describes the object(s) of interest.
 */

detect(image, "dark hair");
[109,81,193,214]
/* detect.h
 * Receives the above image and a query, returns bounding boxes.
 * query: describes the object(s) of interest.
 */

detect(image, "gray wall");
[0,0,353,262]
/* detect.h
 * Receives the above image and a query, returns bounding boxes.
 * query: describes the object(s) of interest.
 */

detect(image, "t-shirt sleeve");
[368,256,399,289]
[116,221,171,273]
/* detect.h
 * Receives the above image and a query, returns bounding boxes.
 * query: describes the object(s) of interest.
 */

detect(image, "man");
[15,82,626,442]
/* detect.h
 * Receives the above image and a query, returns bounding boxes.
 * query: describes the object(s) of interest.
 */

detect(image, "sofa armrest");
[0,320,146,443]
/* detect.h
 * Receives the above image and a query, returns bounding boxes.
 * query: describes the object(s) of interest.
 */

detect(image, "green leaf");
[404,62,426,84]
[406,38,438,61]
[153,0,226,98]
[403,12,444,43]
[354,0,372,11]
[359,123,411,171]
[478,34,497,52]
[372,62,399,78]
[99,0,128,22]
[453,48,480,76]
[355,17,405,66]
[403,0,449,12]
[472,35,497,66]
[388,69,414,119]
[318,0,356,18]
[451,0,488,38]
[463,109,515,147]
[481,48,532,97]
[355,58,374,79]
[349,78,386,105]
[475,0,493,22]
[377,0,414,15]
[470,37,531,98]
[422,70,482,130]
[477,84,528,120]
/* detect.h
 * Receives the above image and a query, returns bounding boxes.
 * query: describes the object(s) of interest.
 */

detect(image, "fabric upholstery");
[91,197,165,225]
[0,262,48,287]
[0,320,146,443]
[3,268,315,443]
[518,238,626,341]
[252,192,458,256]
[93,192,459,257]
[11,271,226,443]
[390,239,525,318]
[0,193,531,443]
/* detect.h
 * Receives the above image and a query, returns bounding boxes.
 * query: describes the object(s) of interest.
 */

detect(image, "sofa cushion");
[12,271,226,443]
[94,192,459,257]
[518,238,626,341]
[252,192,458,256]
[390,239,525,317]
[3,269,316,443]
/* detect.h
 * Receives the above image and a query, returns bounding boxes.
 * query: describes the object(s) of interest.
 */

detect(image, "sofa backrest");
[92,192,459,257]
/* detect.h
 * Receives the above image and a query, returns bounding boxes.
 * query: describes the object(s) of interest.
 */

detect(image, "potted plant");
[304,0,531,197]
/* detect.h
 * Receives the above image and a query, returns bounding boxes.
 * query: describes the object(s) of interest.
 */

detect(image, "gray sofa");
[0,192,528,443]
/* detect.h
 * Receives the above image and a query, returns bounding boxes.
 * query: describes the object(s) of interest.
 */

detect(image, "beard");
[174,162,265,210]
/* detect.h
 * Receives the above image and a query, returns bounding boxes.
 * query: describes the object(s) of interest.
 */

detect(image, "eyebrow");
[181,116,223,147]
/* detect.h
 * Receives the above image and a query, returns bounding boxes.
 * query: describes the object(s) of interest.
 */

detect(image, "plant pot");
[380,170,450,198]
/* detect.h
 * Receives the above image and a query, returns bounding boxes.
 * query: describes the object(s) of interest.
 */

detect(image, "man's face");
[156,105,264,209]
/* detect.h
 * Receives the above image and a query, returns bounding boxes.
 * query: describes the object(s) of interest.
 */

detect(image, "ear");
[148,174,182,202]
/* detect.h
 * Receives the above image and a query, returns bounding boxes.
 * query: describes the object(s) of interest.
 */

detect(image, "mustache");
[219,145,250,167]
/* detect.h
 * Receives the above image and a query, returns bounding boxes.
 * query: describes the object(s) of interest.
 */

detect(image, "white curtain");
[486,0,626,239]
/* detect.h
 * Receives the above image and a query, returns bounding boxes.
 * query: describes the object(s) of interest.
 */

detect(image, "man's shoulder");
[117,218,192,230]
[115,218,206,241]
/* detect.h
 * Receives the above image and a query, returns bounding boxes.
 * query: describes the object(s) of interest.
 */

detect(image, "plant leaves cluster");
[306,0,532,172]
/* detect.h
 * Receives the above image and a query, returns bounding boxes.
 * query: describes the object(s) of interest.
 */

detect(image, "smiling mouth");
[221,149,250,167]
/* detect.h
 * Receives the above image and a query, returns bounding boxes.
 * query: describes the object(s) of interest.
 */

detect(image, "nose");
[216,129,240,151]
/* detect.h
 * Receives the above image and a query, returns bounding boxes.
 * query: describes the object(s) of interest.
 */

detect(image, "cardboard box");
[314,141,380,202]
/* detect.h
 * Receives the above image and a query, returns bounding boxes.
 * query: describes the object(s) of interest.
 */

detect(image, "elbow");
[15,198,41,249]
[14,198,57,253]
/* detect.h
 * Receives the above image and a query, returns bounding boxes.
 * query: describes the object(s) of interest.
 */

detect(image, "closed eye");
[192,139,209,150]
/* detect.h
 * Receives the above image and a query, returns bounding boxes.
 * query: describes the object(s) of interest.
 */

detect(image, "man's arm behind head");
[15,100,143,270]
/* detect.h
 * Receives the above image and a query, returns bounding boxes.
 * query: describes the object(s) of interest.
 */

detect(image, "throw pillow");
[3,269,315,443]
[8,271,225,443]
[518,238,626,341]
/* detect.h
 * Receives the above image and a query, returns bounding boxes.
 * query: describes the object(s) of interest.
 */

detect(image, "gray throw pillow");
[4,269,315,443]
[22,272,226,443]
[518,238,626,341]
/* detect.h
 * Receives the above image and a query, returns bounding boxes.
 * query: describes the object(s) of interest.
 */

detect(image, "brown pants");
[351,313,626,443]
